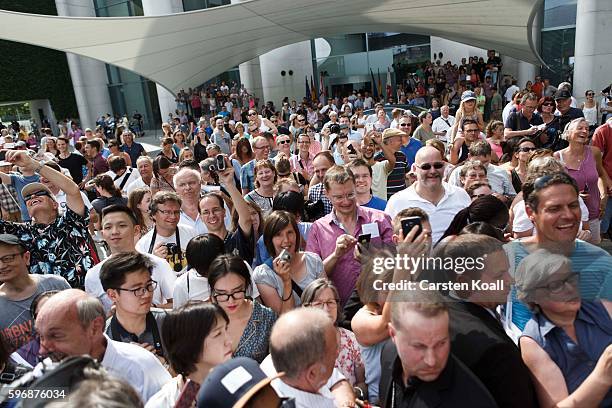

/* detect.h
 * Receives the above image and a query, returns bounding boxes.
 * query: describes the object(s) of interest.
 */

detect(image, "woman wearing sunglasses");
[580,90,600,133]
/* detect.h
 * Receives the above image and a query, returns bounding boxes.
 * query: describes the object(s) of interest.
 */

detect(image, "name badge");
[361,222,380,239]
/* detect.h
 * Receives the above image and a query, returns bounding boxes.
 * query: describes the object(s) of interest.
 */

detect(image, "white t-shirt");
[504,85,520,102]
[172,265,260,309]
[126,176,148,195]
[106,168,141,195]
[432,115,455,143]
[260,355,344,408]
[84,251,177,314]
[55,190,93,214]
[101,335,171,403]
[385,182,472,244]
[136,225,197,274]
[371,161,389,201]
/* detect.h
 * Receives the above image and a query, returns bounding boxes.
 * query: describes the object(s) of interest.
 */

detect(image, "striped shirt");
[375,151,407,199]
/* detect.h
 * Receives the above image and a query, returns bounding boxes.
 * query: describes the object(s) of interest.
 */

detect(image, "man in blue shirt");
[346,158,386,211]
[398,116,422,168]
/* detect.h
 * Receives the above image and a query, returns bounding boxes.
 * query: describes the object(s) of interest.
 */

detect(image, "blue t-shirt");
[10,173,40,221]
[400,138,422,168]
[363,195,387,211]
[505,240,612,330]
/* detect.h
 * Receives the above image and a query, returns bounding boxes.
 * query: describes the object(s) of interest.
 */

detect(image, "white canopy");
[0,0,543,95]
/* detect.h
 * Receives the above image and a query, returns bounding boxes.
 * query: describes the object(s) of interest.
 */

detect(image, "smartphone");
[174,379,200,408]
[358,233,371,249]
[216,154,226,171]
[279,249,291,263]
[401,217,422,238]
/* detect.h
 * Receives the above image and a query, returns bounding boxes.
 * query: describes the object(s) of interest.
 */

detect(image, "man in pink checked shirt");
[306,165,394,306]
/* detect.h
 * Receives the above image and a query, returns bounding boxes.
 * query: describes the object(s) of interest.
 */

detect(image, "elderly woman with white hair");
[515,249,612,408]
[554,117,610,243]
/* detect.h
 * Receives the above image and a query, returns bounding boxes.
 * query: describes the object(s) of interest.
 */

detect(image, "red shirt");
[532,82,543,98]
[592,123,612,178]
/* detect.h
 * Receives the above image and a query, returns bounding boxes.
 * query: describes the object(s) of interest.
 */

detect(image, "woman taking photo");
[146,303,232,407]
[150,156,176,195]
[208,255,275,363]
[302,279,366,392]
[245,160,277,217]
[128,187,154,238]
[253,211,324,314]
[554,118,610,243]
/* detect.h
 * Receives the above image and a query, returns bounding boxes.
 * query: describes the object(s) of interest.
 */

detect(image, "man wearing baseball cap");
[197,357,290,408]
[552,89,584,150]
[0,151,96,288]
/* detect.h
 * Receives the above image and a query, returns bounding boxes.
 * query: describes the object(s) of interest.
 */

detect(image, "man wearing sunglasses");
[0,151,95,288]
[386,146,471,244]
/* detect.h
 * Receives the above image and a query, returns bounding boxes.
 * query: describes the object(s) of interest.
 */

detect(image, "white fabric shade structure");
[0,0,543,95]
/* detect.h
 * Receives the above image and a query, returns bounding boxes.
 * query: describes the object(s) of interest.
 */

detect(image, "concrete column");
[259,41,314,107]
[141,0,184,121]
[518,61,537,89]
[55,0,112,129]
[573,0,612,106]
[28,99,58,134]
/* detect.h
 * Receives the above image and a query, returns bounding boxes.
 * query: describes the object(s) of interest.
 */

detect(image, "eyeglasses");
[277,140,291,145]
[415,162,445,171]
[534,273,579,294]
[248,112,257,116]
[542,103,555,107]
[114,280,158,297]
[298,140,311,144]
[586,93,595,96]
[308,299,339,308]
[399,123,412,127]
[213,289,246,302]
[518,147,536,153]
[0,252,24,264]
[157,209,181,216]
[297,119,306,123]
[24,190,51,203]
[329,192,356,201]
[464,129,480,134]
[254,145,270,151]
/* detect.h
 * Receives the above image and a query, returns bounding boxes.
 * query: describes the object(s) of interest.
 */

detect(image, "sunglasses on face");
[277,140,291,145]
[587,93,595,96]
[399,123,411,127]
[416,162,445,170]
[518,147,536,153]
[24,190,51,202]
[542,103,555,107]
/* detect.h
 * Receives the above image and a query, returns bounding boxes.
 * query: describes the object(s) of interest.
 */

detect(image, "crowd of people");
[0,64,611,407]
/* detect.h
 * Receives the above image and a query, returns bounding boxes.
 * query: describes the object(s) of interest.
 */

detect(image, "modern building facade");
[0,0,608,129]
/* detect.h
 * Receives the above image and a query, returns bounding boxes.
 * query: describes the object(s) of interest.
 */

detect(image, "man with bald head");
[260,308,355,408]
[386,146,471,243]
[35,289,171,403]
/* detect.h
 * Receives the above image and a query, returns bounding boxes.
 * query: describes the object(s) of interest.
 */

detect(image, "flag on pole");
[370,68,379,99]
[305,76,311,101]
[386,67,393,100]
[377,68,383,99]
[319,72,326,100]
[310,75,317,102]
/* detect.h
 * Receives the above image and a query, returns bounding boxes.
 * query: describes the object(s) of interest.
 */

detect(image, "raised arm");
[218,155,252,236]
[7,151,85,216]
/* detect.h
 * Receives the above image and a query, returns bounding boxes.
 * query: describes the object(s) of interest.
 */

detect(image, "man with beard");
[386,146,471,244]
[35,289,170,402]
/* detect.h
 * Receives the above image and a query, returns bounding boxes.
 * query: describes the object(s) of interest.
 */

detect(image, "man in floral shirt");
[0,151,97,288]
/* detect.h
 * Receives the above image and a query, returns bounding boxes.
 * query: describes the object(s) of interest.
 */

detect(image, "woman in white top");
[580,89,600,130]
[253,211,324,314]
[145,303,231,408]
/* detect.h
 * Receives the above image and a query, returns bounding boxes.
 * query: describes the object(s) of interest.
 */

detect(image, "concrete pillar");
[239,58,264,106]
[573,0,612,106]
[518,61,537,90]
[28,99,58,134]
[259,41,314,107]
[55,0,112,129]
[141,0,184,120]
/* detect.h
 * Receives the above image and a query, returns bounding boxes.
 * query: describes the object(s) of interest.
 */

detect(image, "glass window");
[540,28,575,85]
[543,0,577,29]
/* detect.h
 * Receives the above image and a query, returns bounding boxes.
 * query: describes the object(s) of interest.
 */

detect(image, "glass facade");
[540,0,577,85]
[314,33,431,98]
[183,0,230,11]
[93,0,160,129]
